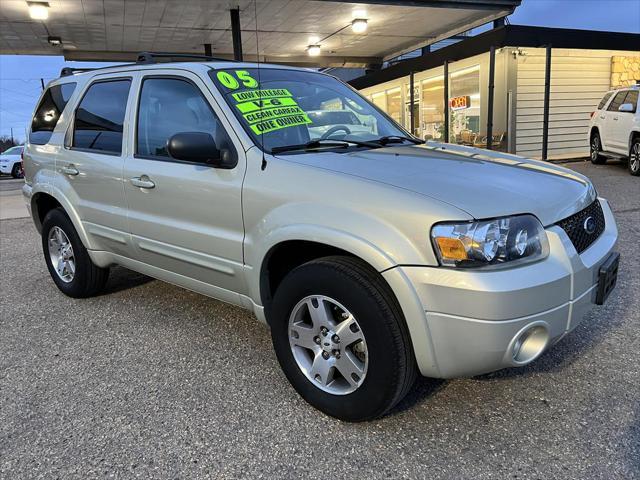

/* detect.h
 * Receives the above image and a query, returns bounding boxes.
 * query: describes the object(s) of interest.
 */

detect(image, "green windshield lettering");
[231,89,292,102]
[235,96,298,114]
[250,114,312,135]
[244,106,306,124]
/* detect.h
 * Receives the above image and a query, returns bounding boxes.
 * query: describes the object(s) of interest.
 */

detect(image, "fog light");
[512,325,549,364]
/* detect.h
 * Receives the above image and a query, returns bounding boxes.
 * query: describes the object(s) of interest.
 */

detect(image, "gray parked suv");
[23,59,620,421]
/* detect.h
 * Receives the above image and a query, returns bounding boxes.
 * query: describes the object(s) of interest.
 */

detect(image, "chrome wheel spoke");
[334,315,365,347]
[306,297,335,330]
[335,351,365,387]
[309,351,334,386]
[290,324,318,350]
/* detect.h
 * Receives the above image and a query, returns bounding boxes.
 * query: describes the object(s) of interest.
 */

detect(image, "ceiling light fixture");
[27,1,49,20]
[351,18,368,34]
[307,44,321,57]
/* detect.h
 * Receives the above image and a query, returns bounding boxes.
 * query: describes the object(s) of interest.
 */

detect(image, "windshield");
[209,68,408,153]
[1,146,22,155]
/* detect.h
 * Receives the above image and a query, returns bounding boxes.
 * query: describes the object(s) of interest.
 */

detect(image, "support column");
[230,8,243,61]
[409,71,415,136]
[542,44,552,161]
[444,60,449,143]
[486,45,496,150]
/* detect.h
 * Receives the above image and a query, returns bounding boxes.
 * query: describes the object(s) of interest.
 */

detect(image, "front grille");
[555,200,605,254]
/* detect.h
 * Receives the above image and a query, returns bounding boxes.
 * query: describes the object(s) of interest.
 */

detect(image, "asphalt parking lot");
[1,161,638,479]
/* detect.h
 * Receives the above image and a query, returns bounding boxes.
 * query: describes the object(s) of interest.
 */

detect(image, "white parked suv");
[589,85,639,176]
[0,145,24,178]
[22,57,619,421]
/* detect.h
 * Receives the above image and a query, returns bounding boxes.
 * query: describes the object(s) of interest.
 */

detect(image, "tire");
[11,162,24,179]
[42,207,109,298]
[270,255,417,421]
[629,138,640,176]
[590,132,606,164]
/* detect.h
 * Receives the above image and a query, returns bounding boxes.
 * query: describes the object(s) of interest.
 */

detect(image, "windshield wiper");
[372,135,425,146]
[270,138,381,154]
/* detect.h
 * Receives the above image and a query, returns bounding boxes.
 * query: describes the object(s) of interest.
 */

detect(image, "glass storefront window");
[420,76,445,141]
[386,87,402,126]
[449,65,481,146]
[371,92,386,111]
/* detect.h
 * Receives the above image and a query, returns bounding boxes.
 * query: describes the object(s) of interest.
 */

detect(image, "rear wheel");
[11,162,23,179]
[42,208,109,297]
[270,256,417,421]
[590,132,606,164]
[629,139,640,176]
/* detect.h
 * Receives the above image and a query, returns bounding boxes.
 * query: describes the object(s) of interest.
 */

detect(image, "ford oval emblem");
[583,216,596,235]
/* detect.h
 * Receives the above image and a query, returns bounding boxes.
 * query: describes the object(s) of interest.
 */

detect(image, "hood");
[279,143,595,226]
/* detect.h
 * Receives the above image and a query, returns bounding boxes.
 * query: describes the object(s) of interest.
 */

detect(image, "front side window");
[73,79,131,154]
[30,83,76,145]
[209,68,408,153]
[622,90,638,112]
[136,77,227,159]
[607,91,628,112]
[597,92,613,110]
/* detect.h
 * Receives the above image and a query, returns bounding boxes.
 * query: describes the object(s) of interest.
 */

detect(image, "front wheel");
[590,133,606,164]
[629,139,640,176]
[42,208,109,297]
[270,256,417,421]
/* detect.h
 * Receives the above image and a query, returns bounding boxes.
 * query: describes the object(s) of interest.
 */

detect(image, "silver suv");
[23,60,620,421]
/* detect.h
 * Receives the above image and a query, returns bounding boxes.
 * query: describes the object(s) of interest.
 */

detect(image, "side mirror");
[167,132,235,168]
[618,103,635,113]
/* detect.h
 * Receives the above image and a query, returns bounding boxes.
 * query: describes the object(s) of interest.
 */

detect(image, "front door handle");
[613,117,619,121]
[130,176,155,189]
[61,164,79,176]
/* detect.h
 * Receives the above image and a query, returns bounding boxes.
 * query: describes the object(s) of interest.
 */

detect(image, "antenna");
[253,0,267,169]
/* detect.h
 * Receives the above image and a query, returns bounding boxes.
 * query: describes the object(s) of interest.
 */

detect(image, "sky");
[1,0,639,142]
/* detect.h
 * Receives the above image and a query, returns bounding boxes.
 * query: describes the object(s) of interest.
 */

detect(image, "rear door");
[60,74,134,257]
[123,70,247,297]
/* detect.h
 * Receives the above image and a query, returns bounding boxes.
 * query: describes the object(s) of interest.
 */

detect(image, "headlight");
[431,214,549,269]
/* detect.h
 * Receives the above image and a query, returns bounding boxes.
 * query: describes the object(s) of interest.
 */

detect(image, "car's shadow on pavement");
[100,265,155,295]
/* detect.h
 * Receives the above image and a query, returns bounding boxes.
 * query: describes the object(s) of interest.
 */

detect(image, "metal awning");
[0,0,520,67]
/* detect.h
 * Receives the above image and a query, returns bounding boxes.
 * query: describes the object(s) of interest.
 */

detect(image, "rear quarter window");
[597,92,613,110]
[29,83,77,145]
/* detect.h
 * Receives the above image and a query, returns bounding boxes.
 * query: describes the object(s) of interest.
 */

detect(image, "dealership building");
[350,25,640,160]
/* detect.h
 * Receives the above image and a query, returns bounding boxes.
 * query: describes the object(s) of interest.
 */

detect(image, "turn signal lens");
[435,237,468,261]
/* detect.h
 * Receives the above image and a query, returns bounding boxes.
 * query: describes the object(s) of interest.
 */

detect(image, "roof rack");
[136,52,236,64]
[60,67,96,77]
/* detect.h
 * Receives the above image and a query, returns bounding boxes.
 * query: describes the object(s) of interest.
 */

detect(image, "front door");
[602,90,629,153]
[612,90,637,152]
[123,71,247,297]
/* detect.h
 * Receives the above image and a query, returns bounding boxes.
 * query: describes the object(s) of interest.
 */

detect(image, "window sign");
[449,95,471,111]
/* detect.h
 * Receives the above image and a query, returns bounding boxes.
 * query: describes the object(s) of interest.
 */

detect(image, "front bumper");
[385,198,618,378]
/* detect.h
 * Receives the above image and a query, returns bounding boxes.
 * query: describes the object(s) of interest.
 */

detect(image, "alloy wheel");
[591,136,600,161]
[48,226,76,283]
[631,143,640,174]
[288,295,368,395]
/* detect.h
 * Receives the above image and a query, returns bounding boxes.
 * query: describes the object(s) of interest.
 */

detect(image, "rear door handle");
[613,117,619,121]
[61,164,79,176]
[130,176,155,189]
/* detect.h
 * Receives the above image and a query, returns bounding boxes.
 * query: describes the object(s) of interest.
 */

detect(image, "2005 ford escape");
[23,57,619,421]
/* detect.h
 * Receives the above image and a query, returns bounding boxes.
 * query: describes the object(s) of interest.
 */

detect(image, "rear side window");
[607,91,628,112]
[73,79,131,154]
[136,77,229,159]
[29,83,76,145]
[597,92,613,110]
